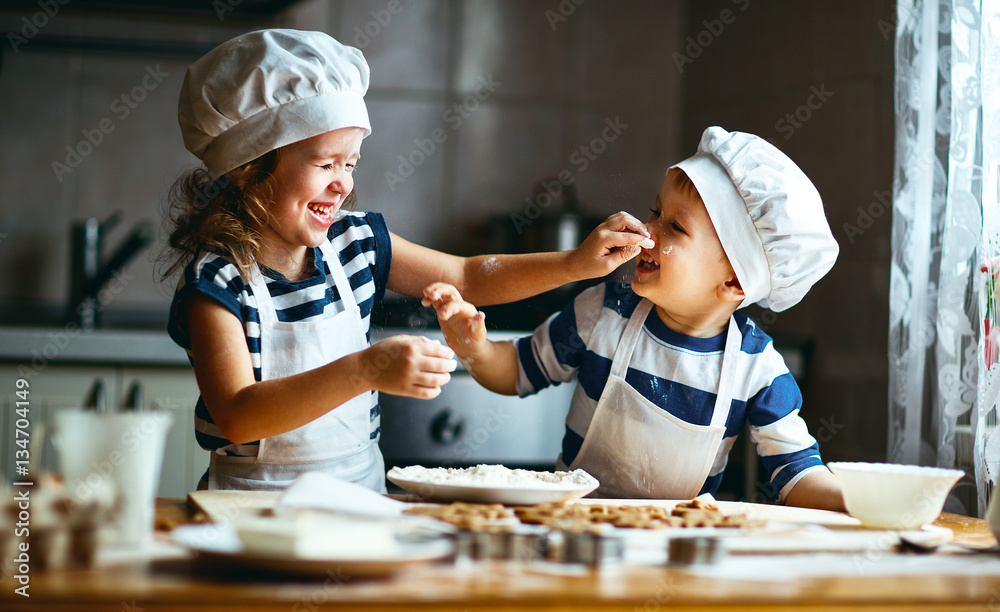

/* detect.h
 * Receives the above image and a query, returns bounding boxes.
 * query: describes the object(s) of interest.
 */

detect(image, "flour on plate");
[389,464,597,489]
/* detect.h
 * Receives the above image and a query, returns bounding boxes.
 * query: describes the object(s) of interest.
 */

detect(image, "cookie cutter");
[454,526,550,562]
[667,536,725,565]
[562,531,625,567]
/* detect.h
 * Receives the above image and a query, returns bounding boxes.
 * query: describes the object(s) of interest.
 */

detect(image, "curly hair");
[158,151,277,283]
[159,150,360,283]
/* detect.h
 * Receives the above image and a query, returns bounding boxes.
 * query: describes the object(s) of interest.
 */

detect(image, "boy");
[423,127,845,510]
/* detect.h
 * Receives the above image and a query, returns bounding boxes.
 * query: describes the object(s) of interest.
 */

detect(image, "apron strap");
[609,302,739,431]
[609,299,654,378]
[248,237,360,326]
[709,316,741,431]
[248,264,277,325]
[316,236,359,313]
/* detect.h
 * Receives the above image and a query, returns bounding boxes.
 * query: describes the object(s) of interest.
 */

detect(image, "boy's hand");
[570,211,655,277]
[422,282,488,360]
[361,335,457,399]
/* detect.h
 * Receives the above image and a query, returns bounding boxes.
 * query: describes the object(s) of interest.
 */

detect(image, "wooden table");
[2,498,998,612]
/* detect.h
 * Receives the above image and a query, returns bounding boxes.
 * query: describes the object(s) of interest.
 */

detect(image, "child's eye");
[671,222,686,234]
[346,163,357,173]
[648,208,661,218]
[320,164,334,171]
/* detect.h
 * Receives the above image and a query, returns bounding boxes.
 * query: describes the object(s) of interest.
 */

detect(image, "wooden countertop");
[2,498,998,612]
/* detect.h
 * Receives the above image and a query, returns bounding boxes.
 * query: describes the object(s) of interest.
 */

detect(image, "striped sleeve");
[515,285,604,397]
[167,251,249,351]
[747,367,826,502]
[365,212,391,303]
[514,284,605,396]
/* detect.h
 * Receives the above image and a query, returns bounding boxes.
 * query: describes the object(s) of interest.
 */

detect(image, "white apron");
[562,299,740,499]
[209,240,386,492]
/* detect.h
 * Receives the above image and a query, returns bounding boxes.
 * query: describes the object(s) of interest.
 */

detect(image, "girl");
[162,29,653,492]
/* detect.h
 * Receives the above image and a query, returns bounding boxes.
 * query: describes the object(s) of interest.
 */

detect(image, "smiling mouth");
[308,202,335,222]
[636,250,660,272]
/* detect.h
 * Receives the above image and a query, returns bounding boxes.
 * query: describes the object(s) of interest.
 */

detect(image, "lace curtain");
[889,0,1000,518]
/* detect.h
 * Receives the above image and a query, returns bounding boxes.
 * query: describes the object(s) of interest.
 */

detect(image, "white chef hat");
[671,126,838,312]
[178,29,371,180]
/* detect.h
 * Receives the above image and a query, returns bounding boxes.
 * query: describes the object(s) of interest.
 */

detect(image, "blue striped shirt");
[167,211,391,457]
[514,282,826,502]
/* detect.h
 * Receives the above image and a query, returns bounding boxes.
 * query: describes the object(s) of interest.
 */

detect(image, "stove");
[372,328,574,470]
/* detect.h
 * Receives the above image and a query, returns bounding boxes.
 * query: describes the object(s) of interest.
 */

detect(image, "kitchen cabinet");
[0,363,206,497]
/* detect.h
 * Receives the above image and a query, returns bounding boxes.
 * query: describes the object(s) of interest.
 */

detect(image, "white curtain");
[889,0,1000,518]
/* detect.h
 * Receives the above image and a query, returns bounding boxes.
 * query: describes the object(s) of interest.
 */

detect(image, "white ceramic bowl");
[827,462,964,530]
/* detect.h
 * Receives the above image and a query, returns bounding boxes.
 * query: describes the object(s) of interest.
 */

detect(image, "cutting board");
[188,490,282,524]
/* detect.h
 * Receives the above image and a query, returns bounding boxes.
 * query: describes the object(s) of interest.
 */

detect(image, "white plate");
[171,524,453,578]
[387,473,598,505]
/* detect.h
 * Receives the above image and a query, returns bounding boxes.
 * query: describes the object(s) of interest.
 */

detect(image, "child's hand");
[361,335,457,399]
[421,282,488,360]
[570,211,655,277]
